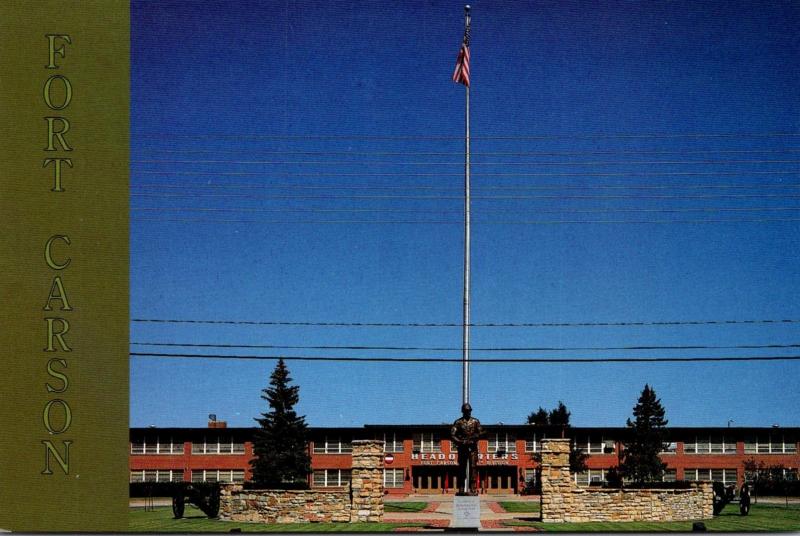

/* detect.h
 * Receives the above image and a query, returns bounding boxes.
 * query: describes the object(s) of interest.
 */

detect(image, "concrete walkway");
[385,494,541,531]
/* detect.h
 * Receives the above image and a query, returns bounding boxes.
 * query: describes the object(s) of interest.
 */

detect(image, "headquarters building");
[130,419,799,495]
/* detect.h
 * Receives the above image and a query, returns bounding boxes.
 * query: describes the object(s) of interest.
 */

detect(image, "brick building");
[130,420,799,495]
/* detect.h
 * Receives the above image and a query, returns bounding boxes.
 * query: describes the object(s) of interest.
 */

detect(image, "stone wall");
[219,485,351,523]
[219,439,384,524]
[540,438,714,523]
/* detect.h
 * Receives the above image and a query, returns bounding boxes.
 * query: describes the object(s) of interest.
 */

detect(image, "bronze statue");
[450,402,483,495]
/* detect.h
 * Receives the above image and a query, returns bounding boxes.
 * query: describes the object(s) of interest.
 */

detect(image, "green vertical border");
[0,0,129,531]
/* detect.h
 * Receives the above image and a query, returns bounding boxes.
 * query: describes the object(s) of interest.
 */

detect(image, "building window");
[684,468,736,485]
[660,442,677,454]
[525,434,544,453]
[487,433,517,453]
[523,468,537,486]
[744,435,797,454]
[575,469,606,486]
[383,468,404,488]
[130,438,184,455]
[312,469,351,487]
[190,469,245,483]
[383,433,404,453]
[577,437,615,455]
[313,436,352,454]
[662,469,677,482]
[191,437,246,455]
[412,433,441,453]
[130,469,183,483]
[683,437,735,454]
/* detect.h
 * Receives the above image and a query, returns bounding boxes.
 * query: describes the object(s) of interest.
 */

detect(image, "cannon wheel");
[172,493,185,519]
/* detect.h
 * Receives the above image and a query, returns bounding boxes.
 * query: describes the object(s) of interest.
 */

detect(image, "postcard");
[1,0,799,532]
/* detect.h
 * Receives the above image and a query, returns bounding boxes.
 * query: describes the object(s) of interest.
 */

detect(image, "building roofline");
[130,424,800,433]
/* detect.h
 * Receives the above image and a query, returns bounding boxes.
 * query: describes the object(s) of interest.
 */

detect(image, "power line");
[131,318,800,328]
[131,216,800,225]
[131,158,800,166]
[130,192,800,200]
[130,207,800,215]
[131,182,800,191]
[134,170,800,178]
[132,131,800,141]
[130,341,800,352]
[129,351,800,363]
[132,147,800,157]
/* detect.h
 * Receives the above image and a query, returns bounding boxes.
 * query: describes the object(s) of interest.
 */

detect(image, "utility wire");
[129,352,800,363]
[131,182,800,191]
[130,341,800,352]
[134,170,800,178]
[131,318,800,328]
[130,207,800,215]
[130,192,800,200]
[132,131,800,140]
[131,158,800,166]
[132,148,800,157]
[131,216,800,225]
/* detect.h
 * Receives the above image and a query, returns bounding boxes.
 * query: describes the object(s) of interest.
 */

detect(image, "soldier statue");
[450,402,484,495]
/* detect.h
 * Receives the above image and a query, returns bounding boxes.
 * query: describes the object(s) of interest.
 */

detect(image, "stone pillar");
[539,438,573,523]
[350,439,384,523]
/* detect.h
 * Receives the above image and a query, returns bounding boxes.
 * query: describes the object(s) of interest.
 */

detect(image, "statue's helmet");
[461,402,472,413]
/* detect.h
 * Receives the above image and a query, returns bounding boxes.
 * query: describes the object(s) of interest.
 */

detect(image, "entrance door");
[412,467,458,494]
[477,466,518,494]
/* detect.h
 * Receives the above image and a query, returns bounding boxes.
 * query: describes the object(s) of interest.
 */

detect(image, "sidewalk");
[385,494,541,531]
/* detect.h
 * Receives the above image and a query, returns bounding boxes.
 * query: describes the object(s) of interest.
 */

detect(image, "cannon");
[712,482,750,516]
[172,482,220,519]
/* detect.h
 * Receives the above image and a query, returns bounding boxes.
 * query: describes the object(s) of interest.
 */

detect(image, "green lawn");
[504,504,800,532]
[384,501,428,513]
[498,501,541,513]
[129,506,423,532]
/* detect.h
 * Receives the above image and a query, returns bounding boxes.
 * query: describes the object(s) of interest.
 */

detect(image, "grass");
[384,501,428,513]
[129,505,423,532]
[504,503,800,532]
[498,500,541,513]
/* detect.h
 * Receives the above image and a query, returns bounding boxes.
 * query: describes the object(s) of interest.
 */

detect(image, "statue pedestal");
[452,495,480,528]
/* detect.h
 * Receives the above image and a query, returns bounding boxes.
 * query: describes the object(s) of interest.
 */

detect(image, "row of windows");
[130,439,184,455]
[130,469,183,482]
[191,469,246,483]
[131,468,245,483]
[743,437,797,454]
[684,468,738,485]
[312,469,406,488]
[313,437,352,454]
[131,438,245,455]
[132,435,798,456]
[312,469,351,487]
[192,439,246,455]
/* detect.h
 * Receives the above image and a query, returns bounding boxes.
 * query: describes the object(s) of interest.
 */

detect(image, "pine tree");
[619,384,669,485]
[526,401,587,474]
[250,359,311,488]
[548,402,571,427]
[526,407,549,426]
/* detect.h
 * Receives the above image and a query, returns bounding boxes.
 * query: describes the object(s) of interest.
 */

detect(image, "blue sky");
[130,0,800,429]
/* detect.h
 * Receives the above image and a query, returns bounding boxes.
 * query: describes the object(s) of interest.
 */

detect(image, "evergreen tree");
[527,407,549,426]
[526,401,587,474]
[250,359,311,488]
[548,401,571,427]
[619,384,669,485]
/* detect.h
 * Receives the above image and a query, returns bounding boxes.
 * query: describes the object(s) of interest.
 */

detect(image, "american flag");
[452,11,471,87]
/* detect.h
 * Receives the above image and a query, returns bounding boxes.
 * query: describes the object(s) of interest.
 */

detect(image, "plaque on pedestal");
[453,495,480,528]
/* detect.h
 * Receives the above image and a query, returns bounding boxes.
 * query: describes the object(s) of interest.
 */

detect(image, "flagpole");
[461,4,471,407]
